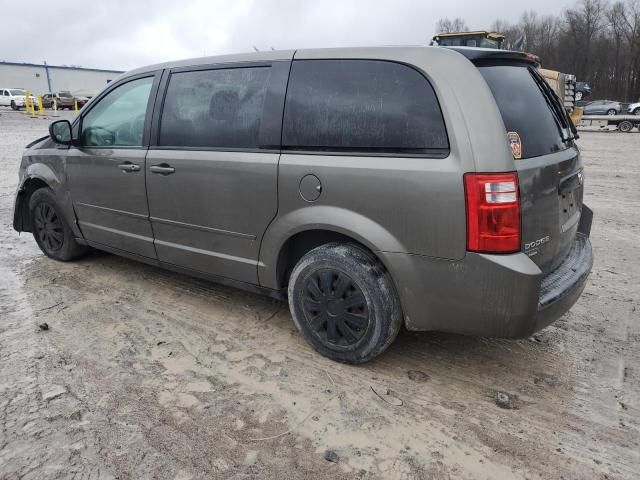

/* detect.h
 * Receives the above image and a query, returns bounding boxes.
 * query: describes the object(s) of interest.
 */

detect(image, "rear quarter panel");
[259,47,516,289]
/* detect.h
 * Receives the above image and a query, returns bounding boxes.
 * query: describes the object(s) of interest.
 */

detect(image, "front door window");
[81,77,153,147]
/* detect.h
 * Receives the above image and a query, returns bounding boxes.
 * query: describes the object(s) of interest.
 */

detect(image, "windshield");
[479,65,570,159]
[479,38,500,48]
[9,89,25,95]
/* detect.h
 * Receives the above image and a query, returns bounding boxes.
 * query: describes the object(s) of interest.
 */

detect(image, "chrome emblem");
[525,235,550,251]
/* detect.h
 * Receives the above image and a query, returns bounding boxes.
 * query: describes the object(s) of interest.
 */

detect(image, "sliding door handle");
[150,164,175,175]
[118,163,140,172]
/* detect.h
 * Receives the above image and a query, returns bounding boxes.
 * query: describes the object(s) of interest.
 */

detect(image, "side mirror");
[49,120,72,145]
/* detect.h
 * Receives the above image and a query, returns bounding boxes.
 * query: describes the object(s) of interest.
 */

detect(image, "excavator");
[431,31,583,124]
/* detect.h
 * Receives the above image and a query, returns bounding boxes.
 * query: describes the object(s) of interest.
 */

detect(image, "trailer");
[578,114,640,133]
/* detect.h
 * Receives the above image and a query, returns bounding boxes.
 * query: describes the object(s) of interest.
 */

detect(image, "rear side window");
[479,66,567,159]
[282,60,449,155]
[159,67,271,149]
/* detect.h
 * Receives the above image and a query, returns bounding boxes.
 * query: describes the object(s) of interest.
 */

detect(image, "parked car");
[75,96,90,108]
[583,99,625,115]
[628,102,640,115]
[575,82,591,101]
[41,94,54,108]
[0,88,36,110]
[41,91,76,110]
[12,47,593,363]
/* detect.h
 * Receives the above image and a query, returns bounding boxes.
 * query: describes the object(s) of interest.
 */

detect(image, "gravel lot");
[1,108,638,479]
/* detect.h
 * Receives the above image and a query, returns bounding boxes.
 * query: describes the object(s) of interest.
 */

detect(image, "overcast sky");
[2,0,576,72]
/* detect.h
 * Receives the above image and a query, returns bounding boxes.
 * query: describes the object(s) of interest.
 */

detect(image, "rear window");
[282,60,449,155]
[479,65,567,159]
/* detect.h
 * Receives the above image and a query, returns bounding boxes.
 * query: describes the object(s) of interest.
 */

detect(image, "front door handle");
[150,164,175,175]
[118,163,141,172]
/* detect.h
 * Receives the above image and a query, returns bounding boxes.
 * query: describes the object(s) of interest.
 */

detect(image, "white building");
[0,61,124,97]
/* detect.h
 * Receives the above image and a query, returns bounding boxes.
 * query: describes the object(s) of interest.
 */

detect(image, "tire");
[575,91,583,101]
[633,108,640,116]
[10,100,18,111]
[607,109,617,116]
[288,243,402,364]
[29,188,87,261]
[618,120,633,133]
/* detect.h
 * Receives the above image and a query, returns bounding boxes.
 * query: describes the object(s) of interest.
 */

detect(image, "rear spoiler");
[445,47,540,67]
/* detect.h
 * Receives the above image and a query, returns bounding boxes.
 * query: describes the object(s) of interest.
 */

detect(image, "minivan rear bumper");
[380,208,593,338]
[534,232,592,332]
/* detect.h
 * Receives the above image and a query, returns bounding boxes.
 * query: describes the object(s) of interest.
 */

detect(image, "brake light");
[464,172,521,253]
[524,52,541,65]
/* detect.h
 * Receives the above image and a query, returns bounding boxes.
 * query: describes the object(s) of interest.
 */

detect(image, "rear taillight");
[464,172,521,253]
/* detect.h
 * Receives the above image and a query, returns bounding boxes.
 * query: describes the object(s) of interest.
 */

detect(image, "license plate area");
[558,170,583,233]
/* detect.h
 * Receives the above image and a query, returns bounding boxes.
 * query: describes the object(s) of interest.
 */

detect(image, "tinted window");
[81,76,153,147]
[159,67,271,149]
[479,65,567,159]
[282,60,448,154]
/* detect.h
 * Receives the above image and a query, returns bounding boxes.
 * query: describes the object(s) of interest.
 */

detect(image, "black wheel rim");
[34,203,64,252]
[301,269,370,347]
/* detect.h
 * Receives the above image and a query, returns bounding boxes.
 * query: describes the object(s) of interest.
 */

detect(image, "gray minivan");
[13,46,593,363]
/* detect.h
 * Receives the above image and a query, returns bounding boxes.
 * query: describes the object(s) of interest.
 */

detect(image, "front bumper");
[380,206,594,338]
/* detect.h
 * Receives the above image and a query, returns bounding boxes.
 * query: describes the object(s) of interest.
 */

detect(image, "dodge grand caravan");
[13,46,593,363]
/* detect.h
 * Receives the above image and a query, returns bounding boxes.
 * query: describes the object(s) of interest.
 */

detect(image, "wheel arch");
[275,229,374,291]
[13,176,51,232]
[258,206,406,292]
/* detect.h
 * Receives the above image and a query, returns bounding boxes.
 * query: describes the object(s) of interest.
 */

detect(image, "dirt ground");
[0,108,638,480]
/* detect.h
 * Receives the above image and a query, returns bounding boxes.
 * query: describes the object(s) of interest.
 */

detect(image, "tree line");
[436,0,640,102]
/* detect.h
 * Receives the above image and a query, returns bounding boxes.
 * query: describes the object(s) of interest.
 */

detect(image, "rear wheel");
[29,188,87,261]
[607,109,617,116]
[618,120,633,133]
[288,243,402,364]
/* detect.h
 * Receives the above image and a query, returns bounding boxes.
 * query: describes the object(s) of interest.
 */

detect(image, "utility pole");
[43,61,52,93]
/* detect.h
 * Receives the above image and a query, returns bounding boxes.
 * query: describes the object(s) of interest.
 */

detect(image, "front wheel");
[288,243,402,364]
[607,109,617,116]
[10,100,18,111]
[633,108,640,116]
[29,188,87,261]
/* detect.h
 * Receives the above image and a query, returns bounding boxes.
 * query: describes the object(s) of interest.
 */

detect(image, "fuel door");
[299,174,322,202]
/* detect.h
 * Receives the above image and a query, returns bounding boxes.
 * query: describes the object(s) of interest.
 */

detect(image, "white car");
[628,102,640,115]
[0,88,37,110]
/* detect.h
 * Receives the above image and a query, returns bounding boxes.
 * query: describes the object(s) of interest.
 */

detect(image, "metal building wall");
[0,63,124,96]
